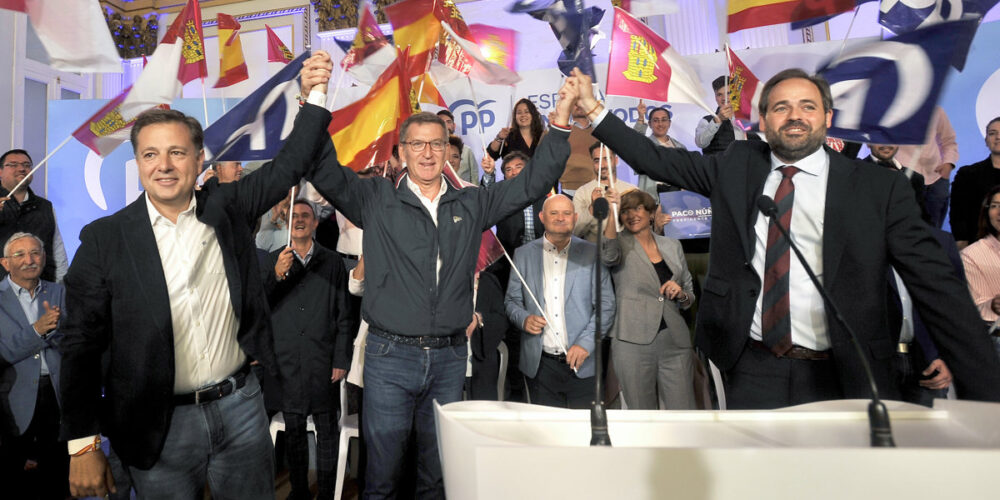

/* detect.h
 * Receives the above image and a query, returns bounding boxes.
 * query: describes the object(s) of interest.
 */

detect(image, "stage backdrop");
[47,22,1000,261]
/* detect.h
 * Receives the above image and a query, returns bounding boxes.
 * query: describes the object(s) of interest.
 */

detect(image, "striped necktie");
[762,165,800,356]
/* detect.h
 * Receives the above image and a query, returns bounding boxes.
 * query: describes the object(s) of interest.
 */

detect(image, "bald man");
[504,195,615,408]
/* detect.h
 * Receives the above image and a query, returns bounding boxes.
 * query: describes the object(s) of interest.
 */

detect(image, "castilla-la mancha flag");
[173,0,208,84]
[328,51,418,171]
[266,24,294,63]
[606,7,705,107]
[70,2,206,156]
[341,1,397,85]
[213,14,249,88]
[727,46,762,123]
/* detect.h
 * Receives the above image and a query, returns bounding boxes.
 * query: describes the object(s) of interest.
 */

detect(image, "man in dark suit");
[863,143,927,213]
[564,67,1000,408]
[0,232,67,497]
[58,53,335,498]
[268,199,352,500]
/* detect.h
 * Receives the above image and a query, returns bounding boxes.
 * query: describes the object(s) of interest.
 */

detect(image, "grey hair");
[3,232,45,257]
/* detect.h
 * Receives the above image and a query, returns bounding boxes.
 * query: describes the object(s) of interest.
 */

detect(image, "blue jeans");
[362,332,467,499]
[128,372,274,500]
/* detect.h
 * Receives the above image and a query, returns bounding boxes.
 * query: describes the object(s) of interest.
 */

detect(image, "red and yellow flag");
[164,0,207,84]
[265,24,294,63]
[386,0,473,80]
[328,52,416,171]
[341,2,391,71]
[213,14,249,88]
[727,46,761,122]
[468,24,517,71]
[414,73,447,107]
[727,0,855,33]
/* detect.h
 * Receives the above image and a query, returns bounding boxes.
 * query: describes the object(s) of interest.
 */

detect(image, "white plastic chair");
[334,379,360,500]
[268,411,317,445]
[708,359,726,410]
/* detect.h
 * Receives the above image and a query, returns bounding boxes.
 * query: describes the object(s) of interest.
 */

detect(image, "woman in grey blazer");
[601,190,697,410]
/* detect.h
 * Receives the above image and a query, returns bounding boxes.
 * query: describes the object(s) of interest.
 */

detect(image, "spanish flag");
[385,0,443,78]
[414,72,447,107]
[727,0,854,33]
[328,52,417,171]
[169,0,207,84]
[213,14,249,88]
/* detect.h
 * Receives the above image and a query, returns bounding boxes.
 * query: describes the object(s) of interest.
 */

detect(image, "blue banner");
[659,191,712,240]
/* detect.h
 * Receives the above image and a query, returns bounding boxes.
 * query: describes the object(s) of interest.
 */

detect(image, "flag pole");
[502,248,574,363]
[6,135,74,196]
[199,77,210,126]
[417,43,436,104]
[220,87,227,114]
[599,143,621,232]
[285,185,297,249]
[835,6,862,60]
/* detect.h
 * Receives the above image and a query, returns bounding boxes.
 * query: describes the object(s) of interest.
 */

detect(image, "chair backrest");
[339,378,349,429]
[497,340,508,401]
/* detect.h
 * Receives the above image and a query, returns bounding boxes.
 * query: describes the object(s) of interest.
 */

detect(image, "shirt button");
[658,296,664,302]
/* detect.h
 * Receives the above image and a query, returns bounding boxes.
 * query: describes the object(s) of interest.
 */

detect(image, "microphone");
[756,195,895,448]
[591,195,611,446]
[593,197,610,221]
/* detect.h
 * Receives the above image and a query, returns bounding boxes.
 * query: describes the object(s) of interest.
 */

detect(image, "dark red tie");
[762,165,800,356]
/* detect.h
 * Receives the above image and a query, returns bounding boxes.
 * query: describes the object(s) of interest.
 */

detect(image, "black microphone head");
[592,197,610,220]
[756,195,777,216]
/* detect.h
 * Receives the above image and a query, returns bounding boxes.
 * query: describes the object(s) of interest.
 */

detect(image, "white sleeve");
[52,214,69,282]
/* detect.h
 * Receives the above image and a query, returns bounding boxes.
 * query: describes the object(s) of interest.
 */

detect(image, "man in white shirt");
[505,195,615,408]
[58,52,336,498]
[573,142,638,242]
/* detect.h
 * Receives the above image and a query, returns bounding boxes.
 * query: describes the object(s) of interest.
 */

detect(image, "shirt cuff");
[591,107,612,127]
[68,435,99,455]
[306,90,327,107]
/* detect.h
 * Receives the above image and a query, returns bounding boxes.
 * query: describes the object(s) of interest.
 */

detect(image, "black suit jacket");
[265,244,352,414]
[592,113,1000,402]
[58,104,333,469]
[495,196,545,254]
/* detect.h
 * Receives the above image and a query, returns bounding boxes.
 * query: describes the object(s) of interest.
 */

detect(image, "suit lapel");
[0,282,31,329]
[742,144,773,263]
[121,195,172,339]
[653,234,681,280]
[528,240,545,314]
[563,239,580,302]
[623,232,661,290]
[823,150,854,287]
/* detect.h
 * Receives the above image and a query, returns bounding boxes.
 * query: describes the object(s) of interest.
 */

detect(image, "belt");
[897,342,910,354]
[749,339,831,361]
[338,252,360,260]
[540,351,567,362]
[173,364,251,406]
[369,328,466,348]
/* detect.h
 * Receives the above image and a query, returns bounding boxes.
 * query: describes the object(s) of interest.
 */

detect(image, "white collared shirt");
[145,194,244,394]
[750,147,831,350]
[406,175,447,283]
[541,235,571,354]
[293,240,315,266]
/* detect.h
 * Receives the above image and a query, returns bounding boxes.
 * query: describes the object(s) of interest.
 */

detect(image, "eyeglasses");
[650,118,670,124]
[988,203,1000,210]
[401,140,447,153]
[5,249,43,260]
[2,162,32,169]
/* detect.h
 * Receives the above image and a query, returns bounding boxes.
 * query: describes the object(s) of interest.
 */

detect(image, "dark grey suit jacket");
[592,112,1000,402]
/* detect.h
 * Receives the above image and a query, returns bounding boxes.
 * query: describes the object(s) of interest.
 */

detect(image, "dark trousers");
[893,352,947,407]
[284,411,340,500]
[725,342,841,410]
[924,177,950,229]
[525,354,594,409]
[5,376,69,500]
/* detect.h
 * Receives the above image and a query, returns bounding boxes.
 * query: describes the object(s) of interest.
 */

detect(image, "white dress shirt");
[541,236,571,354]
[146,194,244,394]
[749,147,830,350]
[406,175,447,283]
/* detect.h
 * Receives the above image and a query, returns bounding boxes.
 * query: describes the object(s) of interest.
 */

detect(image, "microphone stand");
[757,196,895,447]
[590,197,611,446]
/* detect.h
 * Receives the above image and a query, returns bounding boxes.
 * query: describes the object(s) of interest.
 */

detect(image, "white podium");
[435,399,1000,499]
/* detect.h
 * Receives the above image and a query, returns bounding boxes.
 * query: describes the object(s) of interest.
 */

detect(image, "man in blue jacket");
[0,232,66,497]
[306,75,577,497]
